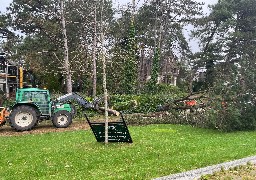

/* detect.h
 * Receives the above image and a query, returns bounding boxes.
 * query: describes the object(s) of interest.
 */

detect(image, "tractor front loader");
[56,93,133,143]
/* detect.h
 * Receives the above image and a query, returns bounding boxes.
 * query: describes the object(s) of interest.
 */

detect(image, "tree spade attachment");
[86,112,133,143]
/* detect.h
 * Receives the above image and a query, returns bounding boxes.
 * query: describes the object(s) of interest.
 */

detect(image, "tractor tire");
[52,110,72,128]
[9,105,38,131]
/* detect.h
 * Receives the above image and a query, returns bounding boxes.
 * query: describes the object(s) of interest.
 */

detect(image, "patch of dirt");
[200,163,256,180]
[0,120,90,137]
[0,115,122,137]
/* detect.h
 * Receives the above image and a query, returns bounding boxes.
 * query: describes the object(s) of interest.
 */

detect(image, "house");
[159,55,179,86]
[138,48,180,86]
[0,53,19,97]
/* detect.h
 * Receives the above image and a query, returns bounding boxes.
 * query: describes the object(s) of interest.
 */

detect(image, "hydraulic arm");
[56,93,96,109]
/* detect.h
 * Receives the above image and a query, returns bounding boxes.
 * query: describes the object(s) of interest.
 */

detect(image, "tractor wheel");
[52,110,72,128]
[9,106,38,131]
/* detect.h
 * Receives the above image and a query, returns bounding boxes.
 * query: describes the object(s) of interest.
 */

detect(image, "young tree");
[99,0,109,143]
[92,5,97,97]
[60,0,72,93]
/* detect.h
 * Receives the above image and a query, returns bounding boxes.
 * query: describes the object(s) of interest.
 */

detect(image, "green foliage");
[186,94,256,132]
[205,103,241,131]
[191,0,256,131]
[120,20,138,94]
[5,0,114,95]
[118,86,256,132]
[42,73,62,92]
[146,48,160,92]
[2,0,204,96]
[107,18,139,94]
[136,0,203,50]
[0,90,15,107]
[239,105,256,130]
[192,81,205,92]
[111,94,165,113]
[110,85,185,113]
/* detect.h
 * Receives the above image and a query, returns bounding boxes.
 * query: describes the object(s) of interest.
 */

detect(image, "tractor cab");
[15,88,51,116]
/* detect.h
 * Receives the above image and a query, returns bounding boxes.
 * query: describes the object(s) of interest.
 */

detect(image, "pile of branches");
[158,92,211,111]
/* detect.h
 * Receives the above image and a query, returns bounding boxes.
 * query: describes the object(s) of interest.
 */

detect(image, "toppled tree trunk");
[97,107,120,116]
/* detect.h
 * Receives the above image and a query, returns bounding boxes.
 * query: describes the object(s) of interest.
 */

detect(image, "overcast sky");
[0,0,11,13]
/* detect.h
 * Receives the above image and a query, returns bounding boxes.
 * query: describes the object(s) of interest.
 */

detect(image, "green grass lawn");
[0,124,256,180]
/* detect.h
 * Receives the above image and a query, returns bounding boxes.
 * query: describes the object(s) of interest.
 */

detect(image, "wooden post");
[19,67,23,88]
[5,64,9,98]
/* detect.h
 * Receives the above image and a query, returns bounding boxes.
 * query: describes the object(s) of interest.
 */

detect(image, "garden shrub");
[237,104,256,130]
[109,86,186,114]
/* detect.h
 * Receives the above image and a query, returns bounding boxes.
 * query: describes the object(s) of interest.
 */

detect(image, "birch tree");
[60,0,72,93]
[99,0,108,144]
[92,5,97,97]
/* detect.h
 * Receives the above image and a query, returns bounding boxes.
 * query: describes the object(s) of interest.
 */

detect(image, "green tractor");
[3,88,133,143]
[8,88,74,131]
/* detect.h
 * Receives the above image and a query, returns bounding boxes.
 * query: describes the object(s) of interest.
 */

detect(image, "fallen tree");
[158,92,210,111]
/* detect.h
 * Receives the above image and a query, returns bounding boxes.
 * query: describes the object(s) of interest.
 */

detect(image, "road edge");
[154,155,256,180]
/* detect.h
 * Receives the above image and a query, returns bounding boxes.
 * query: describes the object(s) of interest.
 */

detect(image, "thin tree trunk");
[92,5,97,97]
[61,0,72,93]
[138,48,145,88]
[100,0,108,144]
